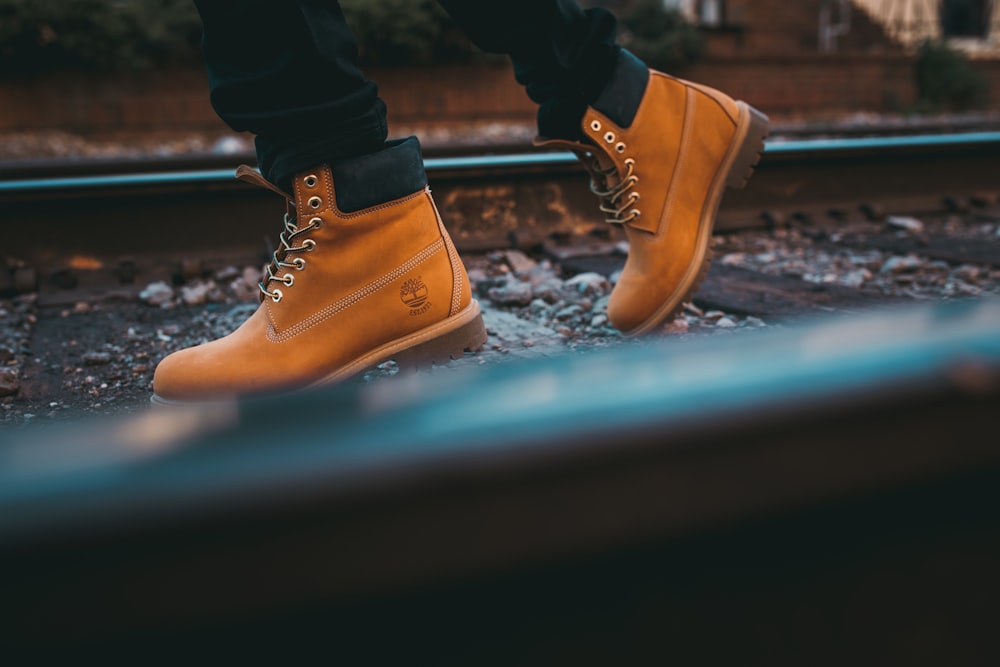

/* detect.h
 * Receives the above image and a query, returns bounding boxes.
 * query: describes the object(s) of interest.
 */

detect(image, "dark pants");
[192,0,620,189]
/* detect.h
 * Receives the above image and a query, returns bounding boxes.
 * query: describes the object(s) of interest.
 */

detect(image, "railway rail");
[2,132,999,280]
[1,133,1000,658]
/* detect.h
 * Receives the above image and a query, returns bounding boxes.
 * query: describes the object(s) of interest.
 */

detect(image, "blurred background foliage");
[0,0,703,73]
[612,0,705,70]
[915,40,990,111]
[0,0,203,75]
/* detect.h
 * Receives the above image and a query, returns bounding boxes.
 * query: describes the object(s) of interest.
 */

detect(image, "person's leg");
[193,0,386,190]
[437,0,619,141]
[442,0,770,336]
[154,1,485,403]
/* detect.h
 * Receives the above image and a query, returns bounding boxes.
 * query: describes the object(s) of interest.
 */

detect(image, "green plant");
[915,40,990,112]
[0,0,202,76]
[615,0,704,71]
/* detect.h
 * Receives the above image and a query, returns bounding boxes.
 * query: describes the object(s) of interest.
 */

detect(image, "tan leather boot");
[152,137,486,404]
[538,51,769,336]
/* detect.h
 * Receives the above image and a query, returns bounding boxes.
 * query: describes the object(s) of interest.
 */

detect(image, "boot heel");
[726,104,770,190]
[395,308,488,372]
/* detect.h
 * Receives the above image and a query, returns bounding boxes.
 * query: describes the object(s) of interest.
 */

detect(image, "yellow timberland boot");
[152,137,486,404]
[537,50,769,335]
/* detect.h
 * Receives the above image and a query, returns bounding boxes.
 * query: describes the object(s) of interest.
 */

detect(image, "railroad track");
[2,132,999,264]
[2,132,999,314]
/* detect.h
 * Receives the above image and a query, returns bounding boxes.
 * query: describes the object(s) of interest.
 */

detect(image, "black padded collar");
[592,49,649,130]
[329,136,428,213]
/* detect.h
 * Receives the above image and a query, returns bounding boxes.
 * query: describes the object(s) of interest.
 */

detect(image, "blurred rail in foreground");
[1,298,999,661]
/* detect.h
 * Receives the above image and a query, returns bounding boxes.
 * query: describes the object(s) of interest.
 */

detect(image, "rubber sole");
[150,300,487,407]
[625,102,770,337]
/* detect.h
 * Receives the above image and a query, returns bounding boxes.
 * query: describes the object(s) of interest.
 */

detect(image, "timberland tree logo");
[400,277,431,315]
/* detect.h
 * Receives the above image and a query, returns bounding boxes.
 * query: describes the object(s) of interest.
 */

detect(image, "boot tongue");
[235,165,292,200]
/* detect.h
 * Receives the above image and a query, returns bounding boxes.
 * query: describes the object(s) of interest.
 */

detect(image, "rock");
[555,304,584,321]
[745,317,767,328]
[684,302,705,317]
[83,351,112,366]
[139,281,174,307]
[716,317,737,328]
[500,249,537,275]
[181,281,214,306]
[703,310,726,322]
[880,255,923,274]
[533,278,566,305]
[954,265,984,283]
[721,253,746,267]
[565,272,611,295]
[842,269,872,288]
[487,279,534,306]
[0,368,18,397]
[214,265,240,282]
[886,216,925,235]
[0,345,13,364]
[661,318,689,335]
[213,135,249,155]
[590,314,608,328]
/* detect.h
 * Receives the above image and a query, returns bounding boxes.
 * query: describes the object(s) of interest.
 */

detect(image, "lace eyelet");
[308,196,322,209]
[302,239,316,251]
[616,142,626,153]
[590,120,601,132]
[292,258,307,271]
[270,288,283,303]
[604,132,615,143]
[304,175,318,188]
[309,216,323,229]
[281,274,295,287]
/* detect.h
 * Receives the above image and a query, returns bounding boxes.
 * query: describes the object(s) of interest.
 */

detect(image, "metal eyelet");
[304,175,318,188]
[302,239,316,251]
[309,216,323,229]
[281,274,295,287]
[616,142,626,153]
[604,132,615,143]
[292,258,307,271]
[629,192,640,202]
[270,288,283,303]
[590,120,601,132]
[308,196,322,209]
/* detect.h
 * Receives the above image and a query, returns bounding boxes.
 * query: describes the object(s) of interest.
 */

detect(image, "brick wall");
[719,0,902,55]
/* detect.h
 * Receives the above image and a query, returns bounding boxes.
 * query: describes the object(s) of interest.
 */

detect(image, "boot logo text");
[400,277,431,315]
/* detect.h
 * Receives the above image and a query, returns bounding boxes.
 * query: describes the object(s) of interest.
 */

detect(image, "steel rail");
[2,131,999,194]
[1,131,998,297]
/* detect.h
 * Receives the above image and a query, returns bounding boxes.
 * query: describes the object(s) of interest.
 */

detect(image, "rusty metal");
[0,133,998,296]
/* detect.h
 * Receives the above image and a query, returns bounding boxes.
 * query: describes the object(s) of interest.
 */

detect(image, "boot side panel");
[268,188,443,333]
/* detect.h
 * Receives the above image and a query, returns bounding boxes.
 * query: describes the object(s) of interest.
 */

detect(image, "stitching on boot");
[432,198,464,317]
[266,238,446,343]
[658,87,696,237]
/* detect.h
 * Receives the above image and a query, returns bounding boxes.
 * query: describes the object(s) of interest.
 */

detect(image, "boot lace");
[586,156,641,225]
[259,202,322,303]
